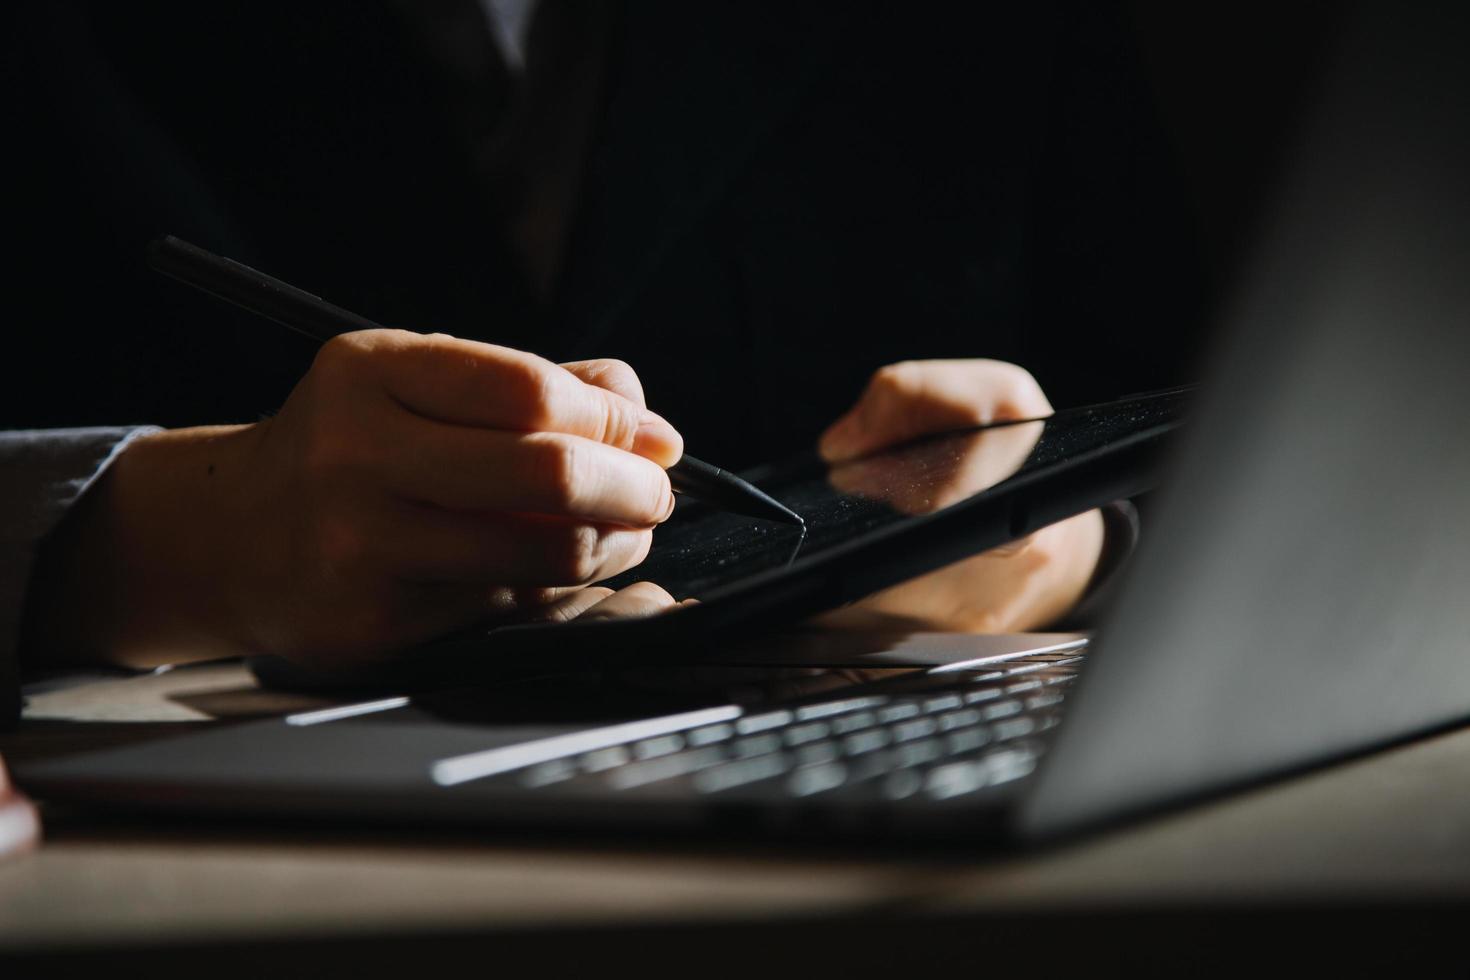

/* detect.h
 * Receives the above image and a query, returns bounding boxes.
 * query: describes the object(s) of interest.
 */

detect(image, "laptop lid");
[1019,2,1470,837]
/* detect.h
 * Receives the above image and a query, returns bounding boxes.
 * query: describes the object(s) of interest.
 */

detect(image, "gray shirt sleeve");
[1,426,161,728]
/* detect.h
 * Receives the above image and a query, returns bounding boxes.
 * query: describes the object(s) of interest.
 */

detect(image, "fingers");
[320,331,682,466]
[561,358,647,409]
[538,586,617,623]
[828,421,1045,515]
[386,508,654,586]
[381,414,675,527]
[819,359,1052,463]
[0,758,40,861]
[535,581,683,624]
[577,581,680,620]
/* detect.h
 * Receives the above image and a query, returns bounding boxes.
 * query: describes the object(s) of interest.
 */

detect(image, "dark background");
[1,2,1336,467]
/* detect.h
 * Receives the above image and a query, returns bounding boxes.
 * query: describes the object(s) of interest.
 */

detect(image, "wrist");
[23,423,265,669]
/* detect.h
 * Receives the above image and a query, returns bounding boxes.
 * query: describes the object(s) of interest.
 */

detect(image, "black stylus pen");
[147,236,804,526]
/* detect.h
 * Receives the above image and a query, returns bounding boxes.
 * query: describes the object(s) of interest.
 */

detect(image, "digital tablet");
[324,385,1190,684]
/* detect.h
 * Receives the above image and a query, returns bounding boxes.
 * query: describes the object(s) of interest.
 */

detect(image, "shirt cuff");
[0,426,161,729]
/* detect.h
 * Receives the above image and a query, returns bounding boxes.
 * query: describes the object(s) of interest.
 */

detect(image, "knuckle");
[314,512,370,575]
[991,363,1048,414]
[593,358,644,400]
[312,330,415,393]
[598,357,635,380]
[529,434,585,511]
[553,524,605,584]
[501,357,560,431]
[871,361,917,394]
[598,391,643,449]
[312,334,365,384]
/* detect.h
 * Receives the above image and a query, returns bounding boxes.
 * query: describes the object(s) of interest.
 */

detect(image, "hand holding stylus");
[23,332,689,670]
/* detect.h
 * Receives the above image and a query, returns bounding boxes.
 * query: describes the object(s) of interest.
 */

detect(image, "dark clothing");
[5,1,1205,466]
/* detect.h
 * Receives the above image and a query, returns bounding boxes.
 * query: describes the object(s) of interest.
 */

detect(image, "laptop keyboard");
[432,653,1082,805]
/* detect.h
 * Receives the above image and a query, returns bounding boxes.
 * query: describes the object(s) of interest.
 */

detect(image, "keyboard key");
[936,708,983,732]
[694,753,791,793]
[882,769,923,799]
[1025,693,1064,710]
[922,746,1039,799]
[893,738,943,768]
[1004,680,1042,695]
[787,763,847,797]
[687,723,734,746]
[794,741,840,767]
[981,699,1023,721]
[842,729,889,755]
[923,694,964,713]
[984,747,1040,786]
[963,688,1003,705]
[632,734,684,760]
[877,702,922,723]
[736,710,793,735]
[782,722,830,746]
[991,716,1037,741]
[580,746,631,772]
[892,718,939,742]
[830,711,877,735]
[945,727,991,754]
[733,734,782,758]
[925,761,988,799]
[849,750,897,781]
[521,758,576,787]
[607,747,726,790]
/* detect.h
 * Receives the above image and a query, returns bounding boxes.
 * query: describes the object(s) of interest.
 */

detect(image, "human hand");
[534,580,695,624]
[25,332,683,669]
[0,755,40,861]
[825,419,1044,516]
[815,360,1104,632]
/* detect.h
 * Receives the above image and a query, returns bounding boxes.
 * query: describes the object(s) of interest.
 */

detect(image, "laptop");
[17,3,1470,841]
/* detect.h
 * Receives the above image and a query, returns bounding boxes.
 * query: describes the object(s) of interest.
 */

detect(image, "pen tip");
[744,483,803,526]
[773,502,805,527]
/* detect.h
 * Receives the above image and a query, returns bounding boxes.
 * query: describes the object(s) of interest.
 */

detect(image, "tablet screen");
[606,388,1188,601]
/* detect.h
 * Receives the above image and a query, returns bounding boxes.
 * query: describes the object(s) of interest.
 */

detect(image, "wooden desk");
[5,661,1470,972]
